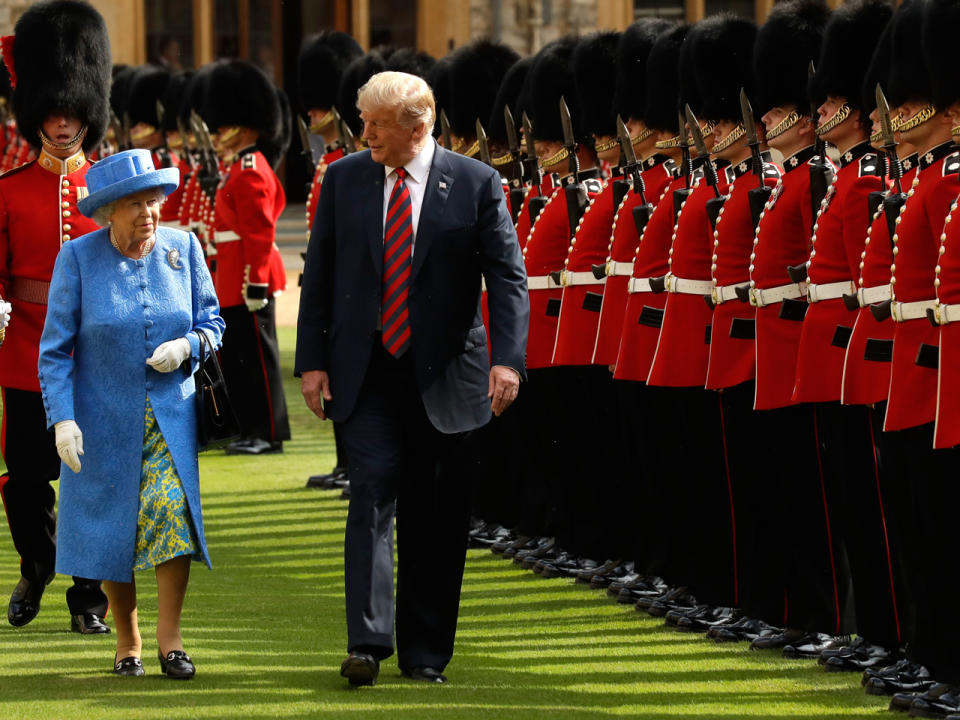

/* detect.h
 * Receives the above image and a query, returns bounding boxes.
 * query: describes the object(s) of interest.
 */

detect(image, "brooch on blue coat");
[167,249,182,270]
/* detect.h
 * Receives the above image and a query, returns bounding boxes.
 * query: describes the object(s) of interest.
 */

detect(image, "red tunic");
[885,144,960,431]
[751,147,819,409]
[521,182,565,369]
[705,159,781,390]
[212,149,287,308]
[793,143,882,403]
[841,155,918,406]
[647,165,733,388]
[594,157,674,366]
[935,187,960,448]
[0,150,99,391]
[306,146,346,237]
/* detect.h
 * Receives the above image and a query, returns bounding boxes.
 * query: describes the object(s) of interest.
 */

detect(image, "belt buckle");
[748,287,760,307]
[560,270,569,287]
[856,287,866,307]
[605,259,613,277]
[891,302,901,323]
[934,302,944,326]
[665,273,674,292]
[711,286,721,305]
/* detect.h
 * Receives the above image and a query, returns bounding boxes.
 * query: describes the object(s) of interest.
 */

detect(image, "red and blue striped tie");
[381,166,413,357]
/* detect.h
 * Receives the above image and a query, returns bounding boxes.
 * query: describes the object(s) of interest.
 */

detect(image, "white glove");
[54,420,83,473]
[245,296,268,312]
[0,300,11,329]
[146,337,191,373]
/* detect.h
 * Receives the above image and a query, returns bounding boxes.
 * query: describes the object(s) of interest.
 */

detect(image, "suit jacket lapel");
[412,144,454,281]
[365,157,385,277]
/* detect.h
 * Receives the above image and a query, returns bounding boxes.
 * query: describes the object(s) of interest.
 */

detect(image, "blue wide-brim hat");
[77,149,180,218]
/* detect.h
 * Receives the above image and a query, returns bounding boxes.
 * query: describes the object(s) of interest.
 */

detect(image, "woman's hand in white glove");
[146,337,191,372]
[54,420,83,473]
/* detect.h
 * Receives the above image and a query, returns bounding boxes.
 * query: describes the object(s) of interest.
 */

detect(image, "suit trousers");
[219,303,291,443]
[0,387,107,615]
[339,343,472,671]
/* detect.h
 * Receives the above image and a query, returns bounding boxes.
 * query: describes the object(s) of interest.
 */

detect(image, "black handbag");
[194,329,241,452]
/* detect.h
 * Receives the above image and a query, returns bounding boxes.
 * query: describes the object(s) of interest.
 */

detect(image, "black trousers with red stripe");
[219,303,291,443]
[0,387,107,616]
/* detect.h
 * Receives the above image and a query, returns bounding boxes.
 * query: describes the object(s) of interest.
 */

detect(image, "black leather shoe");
[635,585,686,612]
[306,467,346,489]
[225,438,283,455]
[673,606,740,633]
[514,537,555,565]
[158,649,196,679]
[646,588,697,617]
[340,651,379,686]
[782,633,851,659]
[616,576,668,603]
[113,655,144,677]
[908,686,960,718]
[823,639,898,673]
[71,613,111,634]
[8,573,54,627]
[866,661,935,697]
[401,666,447,684]
[707,616,779,643]
[470,524,513,548]
[888,683,951,713]
[578,559,624,586]
[493,534,529,555]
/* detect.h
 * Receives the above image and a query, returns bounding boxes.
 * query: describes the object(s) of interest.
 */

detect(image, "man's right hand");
[301,370,333,420]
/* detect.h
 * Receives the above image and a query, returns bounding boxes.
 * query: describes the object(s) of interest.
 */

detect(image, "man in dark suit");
[295,70,529,687]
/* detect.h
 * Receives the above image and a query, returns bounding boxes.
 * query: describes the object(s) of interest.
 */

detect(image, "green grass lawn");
[0,326,893,718]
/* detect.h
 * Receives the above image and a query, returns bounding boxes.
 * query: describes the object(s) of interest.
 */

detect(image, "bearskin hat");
[386,47,436,78]
[923,0,960,109]
[678,23,705,118]
[449,40,520,138]
[753,0,830,116]
[809,0,893,111]
[178,64,213,126]
[487,55,533,145]
[643,24,688,133]
[426,56,451,138]
[614,18,674,122]
[519,36,586,144]
[201,60,284,166]
[573,31,621,138]
[258,85,291,170]
[887,0,932,108]
[111,65,137,119]
[9,0,111,152]
[688,14,758,123]
[338,48,391,134]
[297,30,362,112]
[860,20,893,115]
[127,66,171,128]
[160,71,190,133]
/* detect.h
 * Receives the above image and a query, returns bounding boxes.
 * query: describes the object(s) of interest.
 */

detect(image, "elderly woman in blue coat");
[38,149,224,679]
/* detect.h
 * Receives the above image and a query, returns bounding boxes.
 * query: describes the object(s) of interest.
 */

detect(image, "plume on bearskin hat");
[613,18,674,122]
[449,40,520,138]
[10,0,111,152]
[643,24,689,132]
[808,0,893,111]
[128,66,171,129]
[298,30,362,113]
[689,14,758,123]
[573,31,621,139]
[753,0,830,116]
[923,0,960,110]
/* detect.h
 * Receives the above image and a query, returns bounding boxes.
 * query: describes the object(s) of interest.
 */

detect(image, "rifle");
[808,62,833,239]
[175,116,196,171]
[476,119,492,167]
[522,111,547,225]
[876,84,908,239]
[740,88,771,229]
[685,104,726,231]
[504,105,525,222]
[440,109,453,152]
[559,96,589,243]
[189,110,221,200]
[297,115,317,194]
[617,115,653,238]
[155,99,172,165]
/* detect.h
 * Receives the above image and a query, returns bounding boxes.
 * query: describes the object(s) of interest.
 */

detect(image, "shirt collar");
[38,148,85,175]
[385,138,435,184]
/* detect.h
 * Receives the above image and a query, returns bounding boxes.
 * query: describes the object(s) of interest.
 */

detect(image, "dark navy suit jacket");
[295,141,529,433]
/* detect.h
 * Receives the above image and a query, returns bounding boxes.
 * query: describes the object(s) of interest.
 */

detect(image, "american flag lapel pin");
[439,180,448,190]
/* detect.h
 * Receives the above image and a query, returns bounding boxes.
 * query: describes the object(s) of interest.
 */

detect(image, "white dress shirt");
[382,138,436,253]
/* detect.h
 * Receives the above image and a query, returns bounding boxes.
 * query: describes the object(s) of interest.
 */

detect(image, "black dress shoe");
[340,651,379,686]
[493,534,529,555]
[113,655,144,677]
[8,574,54,627]
[616,576,668,603]
[749,627,808,651]
[577,558,623,585]
[646,588,697,617]
[888,684,951,713]
[306,467,347,489]
[782,633,851,659]
[71,613,111,634]
[634,585,686,612]
[158,649,196,679]
[514,537,555,565]
[907,685,960,718]
[707,616,779,643]
[225,438,283,455]
[401,666,447,684]
[470,524,513,548]
[673,606,740,633]
[865,660,937,696]
[823,639,898,673]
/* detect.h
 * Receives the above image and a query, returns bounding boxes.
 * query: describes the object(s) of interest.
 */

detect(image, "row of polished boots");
[468,521,960,719]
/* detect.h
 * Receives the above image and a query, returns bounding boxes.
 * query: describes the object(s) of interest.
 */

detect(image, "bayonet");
[559,96,580,184]
[559,96,588,242]
[331,107,349,153]
[297,115,317,193]
[339,115,357,155]
[503,106,525,222]
[476,118,492,166]
[876,83,908,241]
[686,104,726,230]
[616,115,653,243]
[440,109,452,152]
[522,111,547,225]
[673,112,694,222]
[808,61,832,238]
[175,116,195,170]
[740,88,771,228]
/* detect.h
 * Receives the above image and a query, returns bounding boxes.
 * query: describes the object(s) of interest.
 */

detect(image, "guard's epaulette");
[859,153,881,178]
[0,162,31,180]
[241,153,257,171]
[763,163,782,180]
[944,151,960,177]
[584,177,603,195]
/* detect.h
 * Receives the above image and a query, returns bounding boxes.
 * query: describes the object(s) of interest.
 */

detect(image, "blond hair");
[357,71,435,135]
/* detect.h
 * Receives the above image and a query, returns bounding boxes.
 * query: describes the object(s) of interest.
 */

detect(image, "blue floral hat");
[77,149,180,218]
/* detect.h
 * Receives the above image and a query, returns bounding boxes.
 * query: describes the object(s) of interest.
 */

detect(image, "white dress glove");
[0,300,11,329]
[245,296,268,312]
[146,337,191,372]
[54,420,83,473]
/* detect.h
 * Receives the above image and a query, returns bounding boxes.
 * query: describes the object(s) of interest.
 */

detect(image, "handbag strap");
[194,328,226,379]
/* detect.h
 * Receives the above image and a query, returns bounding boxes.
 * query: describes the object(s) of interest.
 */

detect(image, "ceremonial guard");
[0,0,110,632]
[157,71,190,228]
[205,60,290,455]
